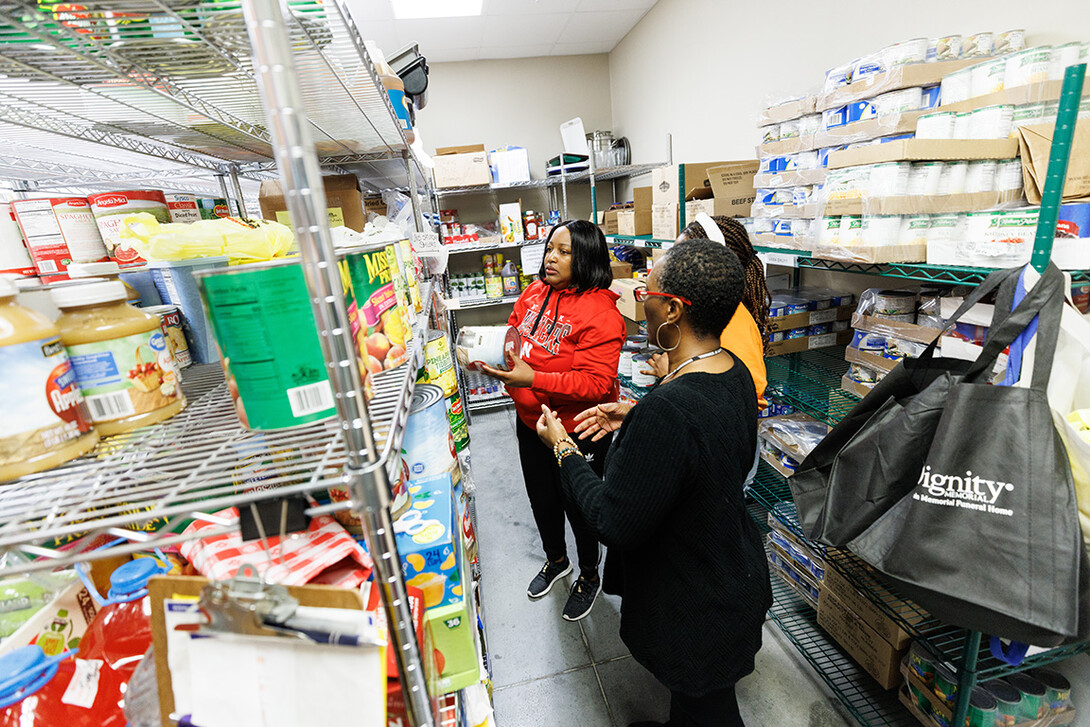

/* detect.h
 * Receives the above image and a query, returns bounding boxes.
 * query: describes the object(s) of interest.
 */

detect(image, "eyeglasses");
[633,287,691,306]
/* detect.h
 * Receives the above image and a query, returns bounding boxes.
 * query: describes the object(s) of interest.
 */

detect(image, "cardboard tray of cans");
[826,139,1020,170]
[814,111,923,149]
[768,329,853,357]
[767,547,821,610]
[897,661,1076,727]
[841,372,877,399]
[810,242,928,265]
[767,522,827,588]
[936,79,1090,117]
[823,189,1023,216]
[769,303,855,333]
[760,448,799,479]
[851,313,943,346]
[751,202,822,219]
[816,59,978,112]
[753,168,828,189]
[759,95,817,126]
[845,345,900,375]
[758,134,819,157]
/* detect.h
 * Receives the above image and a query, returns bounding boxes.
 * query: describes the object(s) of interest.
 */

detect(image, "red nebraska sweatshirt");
[506,280,626,432]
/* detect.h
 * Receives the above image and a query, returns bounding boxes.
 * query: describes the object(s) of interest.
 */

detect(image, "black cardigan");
[560,364,773,696]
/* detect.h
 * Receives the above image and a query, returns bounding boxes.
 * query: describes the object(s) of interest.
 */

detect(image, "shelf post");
[214,172,231,207]
[1030,62,1086,274]
[951,630,982,727]
[227,165,247,217]
[240,1,435,724]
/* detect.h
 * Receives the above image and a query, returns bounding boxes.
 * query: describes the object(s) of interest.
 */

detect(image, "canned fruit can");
[967,687,999,727]
[163,193,202,224]
[147,257,228,364]
[446,392,469,452]
[983,679,1023,726]
[455,325,521,371]
[1029,668,1072,713]
[422,330,458,397]
[403,384,459,484]
[87,190,170,267]
[143,304,192,368]
[0,203,36,277]
[197,260,343,430]
[1005,673,1047,721]
[11,198,110,282]
[342,244,411,375]
[197,198,231,220]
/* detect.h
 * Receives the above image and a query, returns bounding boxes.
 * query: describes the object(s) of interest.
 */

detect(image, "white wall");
[609,0,1090,165]
[417,54,614,177]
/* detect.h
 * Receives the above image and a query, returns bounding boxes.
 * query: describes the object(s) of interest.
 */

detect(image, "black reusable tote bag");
[790,268,1021,546]
[849,264,1090,645]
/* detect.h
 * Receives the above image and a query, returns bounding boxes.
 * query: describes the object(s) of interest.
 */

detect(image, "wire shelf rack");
[433,163,664,197]
[764,347,858,426]
[749,462,1090,682]
[617,373,652,401]
[0,283,432,577]
[749,502,915,727]
[0,0,420,185]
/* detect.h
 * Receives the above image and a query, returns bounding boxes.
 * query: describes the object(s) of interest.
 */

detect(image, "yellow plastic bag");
[118,213,294,264]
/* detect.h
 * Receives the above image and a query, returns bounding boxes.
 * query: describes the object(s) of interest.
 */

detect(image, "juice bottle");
[0,645,128,727]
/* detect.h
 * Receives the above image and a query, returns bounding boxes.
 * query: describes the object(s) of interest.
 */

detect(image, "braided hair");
[680,215,772,354]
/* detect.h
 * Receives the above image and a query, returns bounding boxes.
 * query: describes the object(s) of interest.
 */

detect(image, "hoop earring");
[656,321,681,352]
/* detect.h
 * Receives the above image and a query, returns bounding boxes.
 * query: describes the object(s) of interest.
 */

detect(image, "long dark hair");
[681,215,772,353]
[537,219,613,292]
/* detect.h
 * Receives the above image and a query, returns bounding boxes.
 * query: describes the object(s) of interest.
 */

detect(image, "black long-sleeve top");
[559,363,773,696]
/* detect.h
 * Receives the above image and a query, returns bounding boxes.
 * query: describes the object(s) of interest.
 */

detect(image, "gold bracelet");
[553,437,583,466]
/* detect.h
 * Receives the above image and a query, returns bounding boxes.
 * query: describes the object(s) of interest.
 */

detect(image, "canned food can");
[769,331,785,343]
[143,304,192,368]
[784,328,808,340]
[0,202,36,277]
[446,392,470,452]
[807,323,831,336]
[196,259,347,430]
[967,687,999,727]
[963,32,994,58]
[147,257,229,364]
[983,679,1024,726]
[341,244,412,374]
[1005,47,1052,89]
[197,198,231,219]
[915,113,956,141]
[630,354,657,387]
[163,193,202,224]
[1029,668,1072,714]
[873,290,917,317]
[1005,673,1048,721]
[87,190,170,267]
[455,325,522,371]
[994,29,1025,54]
[422,330,459,397]
[403,383,460,485]
[10,198,110,282]
[930,35,962,61]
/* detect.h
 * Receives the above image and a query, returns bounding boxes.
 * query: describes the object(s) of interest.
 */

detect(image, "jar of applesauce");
[0,277,99,481]
[52,281,185,436]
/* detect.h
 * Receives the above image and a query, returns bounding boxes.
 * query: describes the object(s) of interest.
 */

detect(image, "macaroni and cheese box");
[397,473,462,611]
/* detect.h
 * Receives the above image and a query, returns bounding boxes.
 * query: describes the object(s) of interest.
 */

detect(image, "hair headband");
[694,212,725,245]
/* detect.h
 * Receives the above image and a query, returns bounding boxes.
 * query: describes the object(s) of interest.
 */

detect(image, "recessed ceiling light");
[390,0,483,20]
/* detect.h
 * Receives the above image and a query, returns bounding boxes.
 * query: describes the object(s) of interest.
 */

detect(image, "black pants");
[515,420,609,577]
[668,685,744,727]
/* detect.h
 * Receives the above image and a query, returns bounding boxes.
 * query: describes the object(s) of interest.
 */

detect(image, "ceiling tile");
[575,0,656,11]
[427,48,482,62]
[395,16,485,52]
[483,0,582,14]
[342,0,394,22]
[479,43,554,59]
[551,40,614,56]
[557,9,643,44]
[482,13,568,46]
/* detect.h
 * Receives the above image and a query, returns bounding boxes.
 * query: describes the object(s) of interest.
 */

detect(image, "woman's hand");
[480,353,535,388]
[644,352,669,378]
[572,401,632,442]
[535,405,568,448]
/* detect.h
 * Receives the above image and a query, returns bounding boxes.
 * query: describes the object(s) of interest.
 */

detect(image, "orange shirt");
[720,305,768,410]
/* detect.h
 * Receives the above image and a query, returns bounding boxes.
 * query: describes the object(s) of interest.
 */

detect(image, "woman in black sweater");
[535,240,772,727]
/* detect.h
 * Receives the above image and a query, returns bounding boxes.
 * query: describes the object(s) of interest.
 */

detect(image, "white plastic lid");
[66,261,121,278]
[0,276,16,298]
[51,280,127,308]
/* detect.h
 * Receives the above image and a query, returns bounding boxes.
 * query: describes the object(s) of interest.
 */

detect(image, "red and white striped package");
[180,508,373,588]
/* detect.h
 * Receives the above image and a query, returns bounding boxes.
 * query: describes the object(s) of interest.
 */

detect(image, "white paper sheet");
[520,243,545,273]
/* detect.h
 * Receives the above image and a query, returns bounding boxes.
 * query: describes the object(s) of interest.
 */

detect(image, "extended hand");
[572,401,632,442]
[480,353,535,388]
[535,405,568,448]
[644,352,668,378]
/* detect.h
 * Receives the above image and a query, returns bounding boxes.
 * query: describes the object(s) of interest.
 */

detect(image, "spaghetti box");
[425,598,477,695]
[397,473,462,612]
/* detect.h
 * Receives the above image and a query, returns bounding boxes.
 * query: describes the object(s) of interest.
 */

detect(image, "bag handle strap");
[964,264,1065,385]
[989,636,1030,666]
[914,267,1020,366]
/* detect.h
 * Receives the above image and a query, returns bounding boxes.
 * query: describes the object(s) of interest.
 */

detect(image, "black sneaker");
[562,575,602,622]
[527,558,572,599]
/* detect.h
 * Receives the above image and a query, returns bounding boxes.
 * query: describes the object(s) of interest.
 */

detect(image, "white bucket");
[930,35,962,62]
[969,105,1014,140]
[908,162,945,196]
[875,87,923,117]
[963,32,994,58]
[868,162,912,198]
[965,160,998,194]
[455,325,522,371]
[899,215,931,246]
[953,112,974,139]
[883,38,928,67]
[916,111,956,139]
[862,215,903,246]
[1005,46,1052,89]
[969,58,1006,98]
[941,68,972,105]
[996,159,1024,192]
[995,29,1026,54]
[1051,43,1082,81]
[939,162,969,195]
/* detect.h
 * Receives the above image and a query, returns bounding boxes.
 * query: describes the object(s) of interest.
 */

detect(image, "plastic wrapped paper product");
[118,213,294,264]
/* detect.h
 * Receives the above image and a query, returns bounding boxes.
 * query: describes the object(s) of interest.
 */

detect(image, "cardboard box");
[685,197,735,221]
[845,345,898,375]
[817,59,977,111]
[652,203,678,241]
[815,110,922,148]
[433,145,491,188]
[811,242,927,265]
[633,186,653,212]
[753,168,827,189]
[363,195,386,218]
[766,514,827,583]
[827,139,1019,170]
[609,260,632,279]
[603,206,627,235]
[851,312,941,346]
[396,473,462,611]
[937,78,1090,116]
[818,586,908,689]
[1019,119,1090,204]
[821,563,917,650]
[705,161,760,218]
[617,208,652,236]
[841,372,876,398]
[259,174,367,231]
[767,549,820,609]
[759,134,818,157]
[823,189,1023,216]
[652,162,728,206]
[767,329,852,356]
[760,448,798,479]
[768,303,854,333]
[759,95,817,126]
[610,277,645,321]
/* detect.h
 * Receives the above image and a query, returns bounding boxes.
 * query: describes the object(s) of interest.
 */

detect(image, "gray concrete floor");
[466,407,852,727]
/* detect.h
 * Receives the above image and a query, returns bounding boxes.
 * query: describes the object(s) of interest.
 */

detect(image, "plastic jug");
[0,645,127,727]
[75,552,171,671]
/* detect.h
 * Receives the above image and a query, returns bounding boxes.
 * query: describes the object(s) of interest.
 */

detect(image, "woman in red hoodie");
[481,219,625,621]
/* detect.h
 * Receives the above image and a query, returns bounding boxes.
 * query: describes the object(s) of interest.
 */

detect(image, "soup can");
[196,259,344,431]
[341,243,412,374]
[143,304,192,368]
[87,190,170,268]
[1005,673,1047,721]
[630,354,657,387]
[967,686,999,727]
[455,325,522,371]
[1029,668,1072,713]
[983,679,1023,726]
[403,383,460,485]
